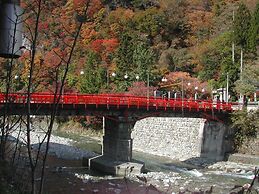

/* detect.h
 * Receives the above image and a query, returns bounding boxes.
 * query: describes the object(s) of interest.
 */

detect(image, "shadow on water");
[133,151,207,174]
[31,141,108,177]
[183,157,218,167]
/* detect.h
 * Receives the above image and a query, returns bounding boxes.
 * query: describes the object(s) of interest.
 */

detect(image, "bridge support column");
[90,116,144,176]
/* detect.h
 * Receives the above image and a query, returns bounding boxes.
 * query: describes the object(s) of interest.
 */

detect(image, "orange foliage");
[73,0,103,17]
[81,26,98,45]
[90,38,119,60]
[108,8,134,24]
[73,0,87,7]
[186,10,213,34]
[160,72,209,97]
[127,82,158,97]
[88,0,103,17]
[44,48,65,69]
[38,21,49,31]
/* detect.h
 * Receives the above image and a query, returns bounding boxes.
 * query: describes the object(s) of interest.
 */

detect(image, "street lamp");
[136,75,140,80]
[124,74,128,79]
[161,77,167,82]
[160,77,168,98]
[80,70,84,75]
[195,86,198,100]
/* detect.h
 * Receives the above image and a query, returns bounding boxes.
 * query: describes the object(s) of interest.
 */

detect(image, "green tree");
[248,2,259,52]
[114,32,157,91]
[197,32,240,93]
[133,8,166,42]
[231,109,259,150]
[78,52,105,93]
[131,0,157,9]
[101,0,132,8]
[116,32,135,74]
[233,2,251,49]
[132,42,155,80]
[234,63,259,96]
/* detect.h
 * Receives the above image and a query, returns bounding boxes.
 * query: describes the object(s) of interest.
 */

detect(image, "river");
[53,130,259,194]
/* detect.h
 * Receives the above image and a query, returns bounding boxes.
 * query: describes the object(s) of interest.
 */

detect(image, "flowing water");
[54,131,259,194]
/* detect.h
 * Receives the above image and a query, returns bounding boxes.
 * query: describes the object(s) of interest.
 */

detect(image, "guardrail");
[0,93,233,112]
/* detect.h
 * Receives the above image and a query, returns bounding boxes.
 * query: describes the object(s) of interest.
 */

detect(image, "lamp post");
[194,86,198,100]
[111,72,116,77]
[146,72,150,99]
[161,77,167,82]
[181,79,191,101]
[226,72,229,103]
[105,71,117,89]
[181,79,191,100]
[201,88,205,99]
[161,77,168,98]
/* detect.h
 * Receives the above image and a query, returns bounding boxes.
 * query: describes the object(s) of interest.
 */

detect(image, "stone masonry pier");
[90,116,233,176]
[132,117,233,161]
[89,116,144,176]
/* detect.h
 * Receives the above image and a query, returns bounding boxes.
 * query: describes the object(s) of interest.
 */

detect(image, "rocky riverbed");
[10,128,259,194]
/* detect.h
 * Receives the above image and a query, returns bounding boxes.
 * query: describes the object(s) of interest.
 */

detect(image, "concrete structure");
[90,116,145,176]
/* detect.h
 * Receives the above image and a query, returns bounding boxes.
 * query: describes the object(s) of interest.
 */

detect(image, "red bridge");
[0,92,232,112]
[0,92,233,176]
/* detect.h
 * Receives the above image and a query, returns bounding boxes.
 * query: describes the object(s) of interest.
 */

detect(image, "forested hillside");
[1,0,258,99]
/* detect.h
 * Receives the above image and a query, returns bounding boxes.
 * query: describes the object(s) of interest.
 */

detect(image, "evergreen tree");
[115,32,156,91]
[115,32,135,74]
[132,42,155,80]
[234,63,259,96]
[233,2,251,49]
[79,52,105,94]
[248,2,259,52]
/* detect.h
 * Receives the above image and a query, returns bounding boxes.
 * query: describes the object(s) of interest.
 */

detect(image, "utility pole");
[232,10,235,65]
[106,68,109,88]
[147,71,150,99]
[181,78,184,101]
[239,47,244,105]
[226,72,229,103]
[232,9,244,105]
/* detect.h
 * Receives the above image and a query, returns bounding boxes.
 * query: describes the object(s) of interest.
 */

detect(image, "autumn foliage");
[4,0,257,96]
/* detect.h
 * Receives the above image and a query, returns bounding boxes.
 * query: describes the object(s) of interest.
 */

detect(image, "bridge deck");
[0,93,232,112]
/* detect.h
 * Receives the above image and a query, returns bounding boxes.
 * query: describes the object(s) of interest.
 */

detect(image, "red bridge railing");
[0,93,233,112]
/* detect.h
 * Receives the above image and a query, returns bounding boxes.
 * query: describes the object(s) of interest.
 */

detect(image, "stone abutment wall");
[132,117,233,161]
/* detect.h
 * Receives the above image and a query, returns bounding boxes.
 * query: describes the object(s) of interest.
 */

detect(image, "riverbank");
[8,119,259,193]
[9,127,259,194]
